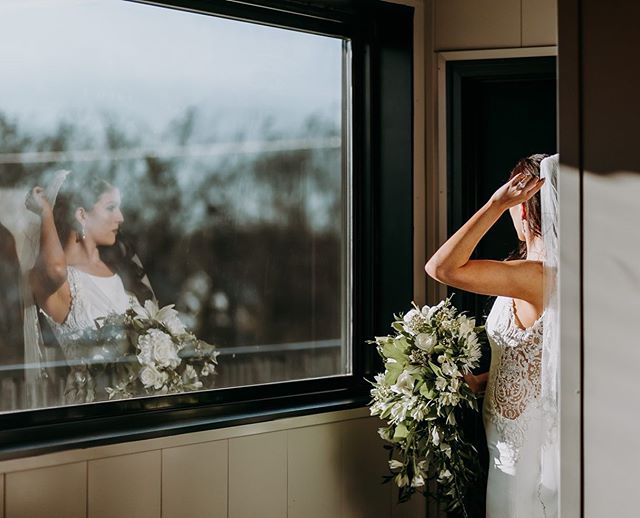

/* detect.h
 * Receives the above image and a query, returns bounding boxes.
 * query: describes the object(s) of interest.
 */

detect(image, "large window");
[0,0,413,457]
[0,0,350,410]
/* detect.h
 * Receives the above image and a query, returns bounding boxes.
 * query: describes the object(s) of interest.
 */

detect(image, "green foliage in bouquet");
[368,297,486,517]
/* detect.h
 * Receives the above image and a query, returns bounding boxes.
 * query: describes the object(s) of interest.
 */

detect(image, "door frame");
[429,45,581,518]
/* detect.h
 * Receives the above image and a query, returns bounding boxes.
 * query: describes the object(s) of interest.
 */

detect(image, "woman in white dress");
[425,154,558,517]
[25,173,153,403]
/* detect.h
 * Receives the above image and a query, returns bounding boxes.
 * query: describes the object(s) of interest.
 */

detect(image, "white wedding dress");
[483,295,553,518]
[42,266,136,403]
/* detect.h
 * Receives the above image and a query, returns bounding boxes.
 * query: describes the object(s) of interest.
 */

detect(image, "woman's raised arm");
[26,187,70,310]
[425,172,545,305]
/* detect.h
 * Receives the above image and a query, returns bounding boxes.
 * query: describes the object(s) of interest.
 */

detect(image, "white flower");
[390,402,409,424]
[201,362,217,377]
[438,469,452,480]
[162,311,187,336]
[422,300,444,320]
[395,473,410,487]
[411,474,425,488]
[140,365,168,389]
[450,377,460,392]
[410,404,425,422]
[403,309,420,324]
[390,370,414,396]
[402,309,424,335]
[378,427,393,441]
[415,332,437,353]
[464,340,482,369]
[440,392,461,407]
[184,364,198,379]
[431,427,440,446]
[137,329,181,369]
[133,300,187,336]
[440,442,452,458]
[136,340,154,367]
[458,315,476,336]
[441,362,460,378]
[389,460,404,470]
[435,377,448,391]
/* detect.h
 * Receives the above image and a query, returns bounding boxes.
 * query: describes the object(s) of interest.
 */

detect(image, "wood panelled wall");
[433,0,557,50]
[0,410,425,518]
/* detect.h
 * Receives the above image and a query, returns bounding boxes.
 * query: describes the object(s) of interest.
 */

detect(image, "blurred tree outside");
[0,108,344,354]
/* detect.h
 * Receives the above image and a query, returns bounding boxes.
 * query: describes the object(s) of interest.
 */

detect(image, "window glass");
[0,0,351,411]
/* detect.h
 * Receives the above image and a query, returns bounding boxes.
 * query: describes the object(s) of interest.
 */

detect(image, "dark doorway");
[446,56,557,517]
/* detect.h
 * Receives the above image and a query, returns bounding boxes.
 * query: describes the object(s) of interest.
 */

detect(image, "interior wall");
[433,0,557,51]
[559,1,640,517]
[423,0,558,306]
[0,409,425,518]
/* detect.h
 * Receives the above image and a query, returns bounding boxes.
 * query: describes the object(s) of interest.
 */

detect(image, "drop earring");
[76,223,86,242]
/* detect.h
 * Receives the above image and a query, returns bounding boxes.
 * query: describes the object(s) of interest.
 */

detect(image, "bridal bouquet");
[97,300,219,399]
[368,297,484,516]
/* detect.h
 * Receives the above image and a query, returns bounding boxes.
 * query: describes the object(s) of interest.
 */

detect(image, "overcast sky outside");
[0,0,344,143]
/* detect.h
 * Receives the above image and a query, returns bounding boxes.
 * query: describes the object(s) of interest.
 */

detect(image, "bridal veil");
[539,154,559,515]
[0,170,69,407]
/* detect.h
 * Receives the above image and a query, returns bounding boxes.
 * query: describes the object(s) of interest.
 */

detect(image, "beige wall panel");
[583,171,640,517]
[88,451,160,518]
[434,0,521,51]
[0,473,4,518]
[522,0,557,46]
[162,441,228,518]
[342,417,390,518]
[5,462,86,518]
[0,408,369,475]
[287,423,342,518]
[229,431,286,518]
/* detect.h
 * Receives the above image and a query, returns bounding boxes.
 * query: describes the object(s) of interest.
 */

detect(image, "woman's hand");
[463,372,488,394]
[25,186,52,216]
[490,171,545,211]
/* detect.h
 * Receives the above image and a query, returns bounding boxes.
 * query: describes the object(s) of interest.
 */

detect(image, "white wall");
[0,409,425,518]
[558,1,640,516]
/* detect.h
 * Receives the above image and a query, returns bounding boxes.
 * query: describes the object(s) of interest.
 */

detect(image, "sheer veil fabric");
[539,154,560,515]
[0,170,69,407]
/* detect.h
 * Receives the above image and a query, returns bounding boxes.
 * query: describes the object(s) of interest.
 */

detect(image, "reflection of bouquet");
[368,298,484,517]
[104,300,219,400]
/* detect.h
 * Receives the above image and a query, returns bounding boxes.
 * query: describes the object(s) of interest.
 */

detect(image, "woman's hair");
[507,153,549,260]
[52,174,113,245]
[52,174,155,303]
[101,236,155,304]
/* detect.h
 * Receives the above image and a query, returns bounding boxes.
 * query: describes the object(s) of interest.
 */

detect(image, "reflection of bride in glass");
[26,172,155,403]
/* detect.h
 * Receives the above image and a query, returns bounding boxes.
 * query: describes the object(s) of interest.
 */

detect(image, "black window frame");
[0,0,414,460]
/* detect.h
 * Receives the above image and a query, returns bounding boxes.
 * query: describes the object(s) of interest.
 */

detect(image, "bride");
[425,154,559,517]
[26,172,154,403]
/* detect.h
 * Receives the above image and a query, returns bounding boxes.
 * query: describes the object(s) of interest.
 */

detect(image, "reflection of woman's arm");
[26,187,69,313]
